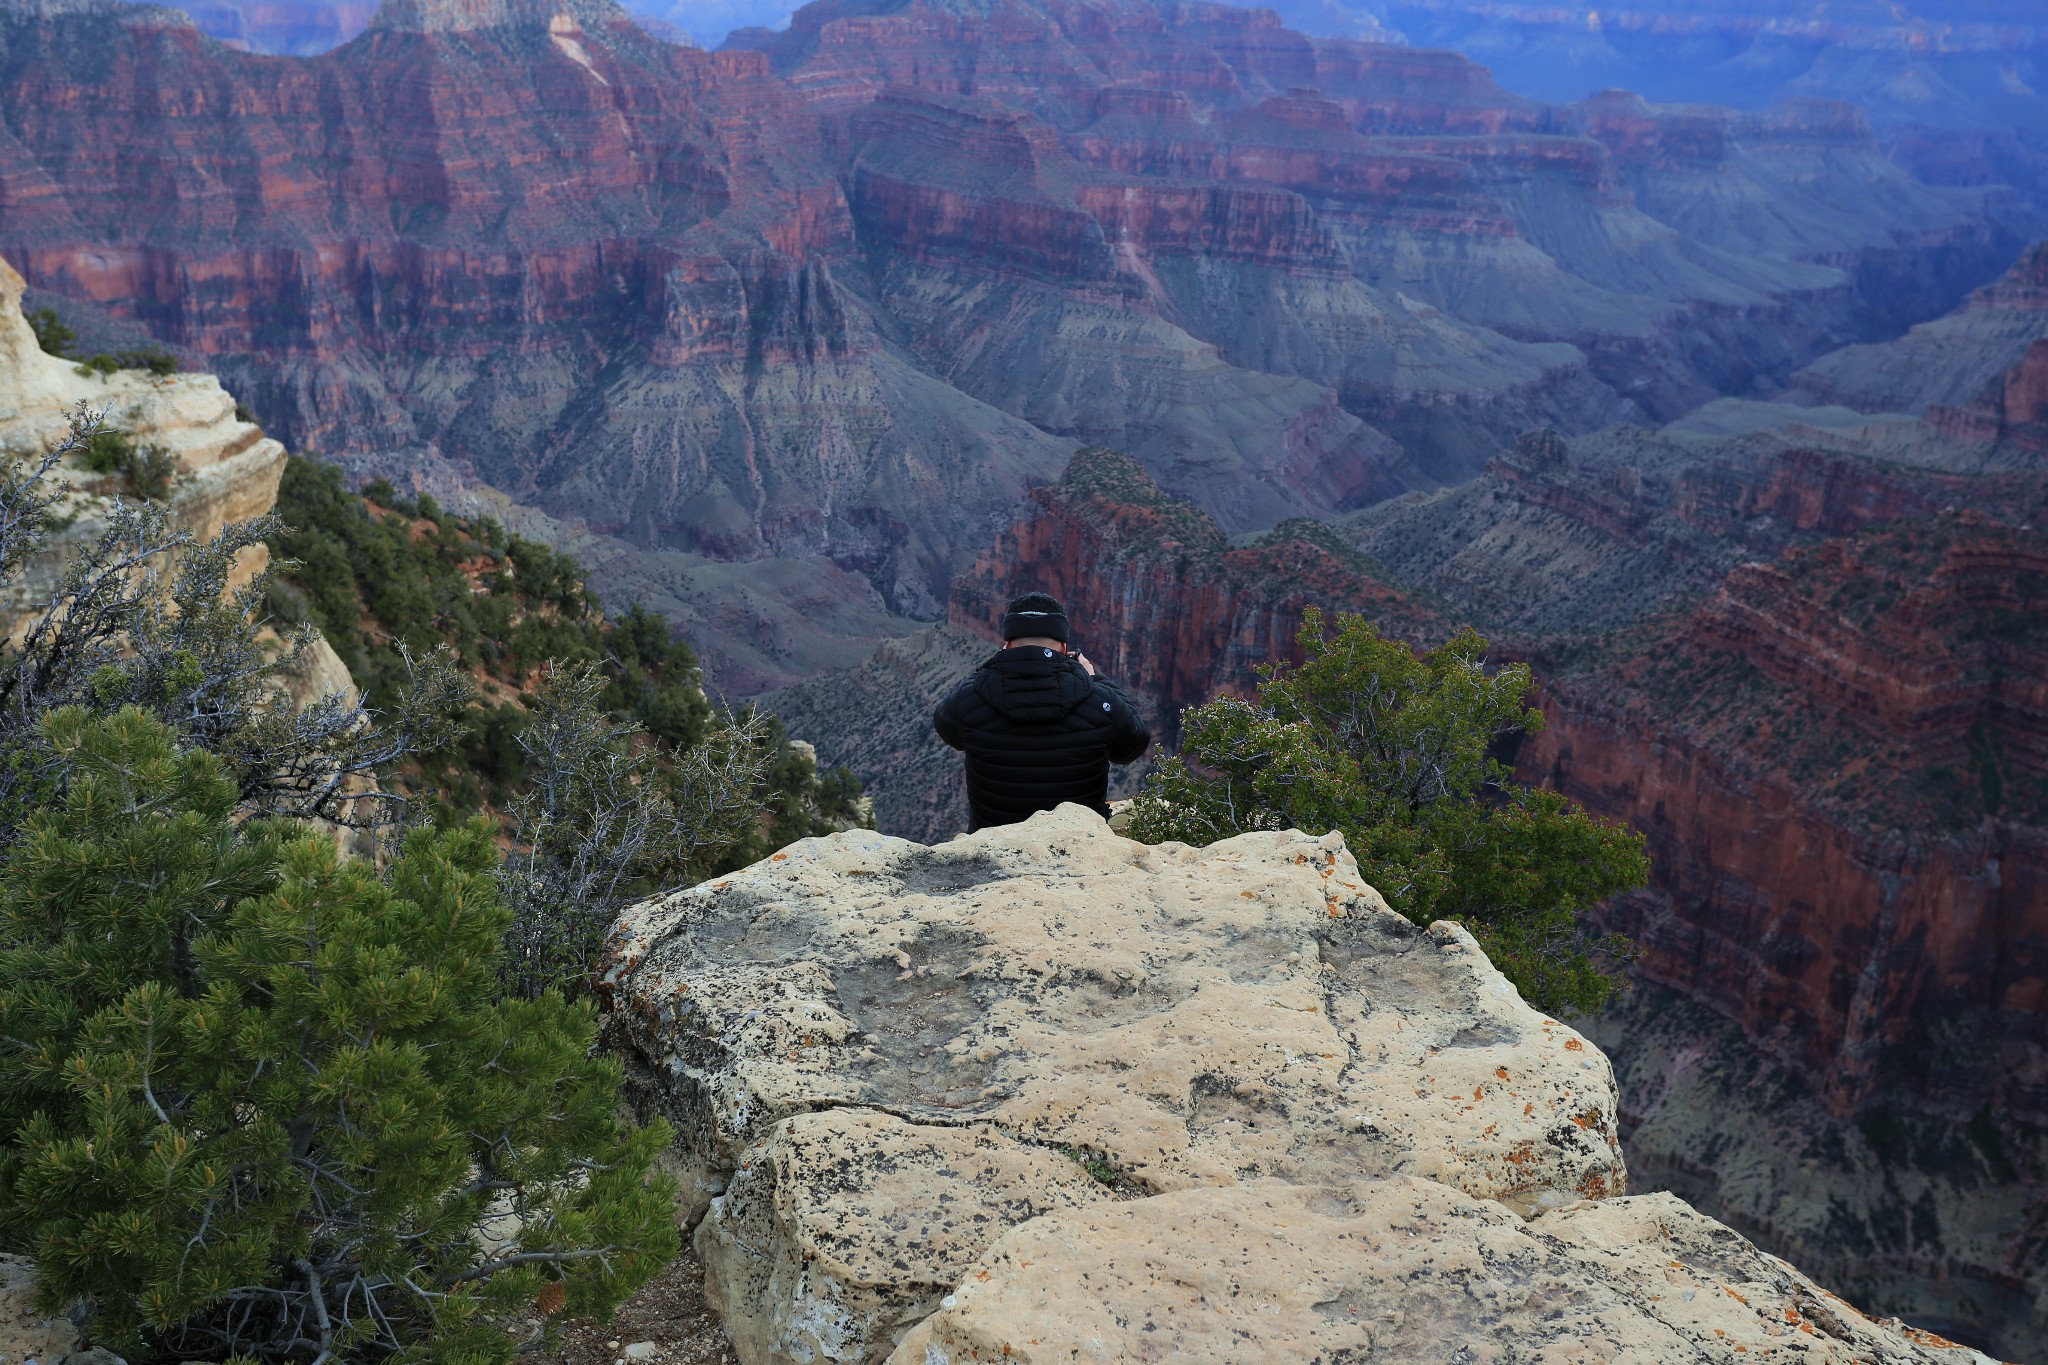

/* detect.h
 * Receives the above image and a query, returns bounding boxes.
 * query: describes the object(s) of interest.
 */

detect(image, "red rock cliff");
[1523,512,2048,1125]
[946,447,1441,731]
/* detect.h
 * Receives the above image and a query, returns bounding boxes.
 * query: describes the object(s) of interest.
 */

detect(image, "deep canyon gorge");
[5,0,2048,1353]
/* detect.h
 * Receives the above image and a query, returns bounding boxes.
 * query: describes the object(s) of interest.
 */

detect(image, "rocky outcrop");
[0,251,358,704]
[0,253,284,621]
[0,1256,121,1365]
[602,806,1994,1365]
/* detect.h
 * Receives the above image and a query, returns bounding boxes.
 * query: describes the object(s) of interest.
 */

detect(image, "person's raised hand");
[1073,650,1097,675]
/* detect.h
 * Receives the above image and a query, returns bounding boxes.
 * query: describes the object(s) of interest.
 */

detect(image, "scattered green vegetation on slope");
[0,707,678,1365]
[265,456,864,858]
[25,303,180,376]
[0,423,675,1362]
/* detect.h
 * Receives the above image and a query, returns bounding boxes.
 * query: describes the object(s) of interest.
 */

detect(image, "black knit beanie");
[1002,591,1069,644]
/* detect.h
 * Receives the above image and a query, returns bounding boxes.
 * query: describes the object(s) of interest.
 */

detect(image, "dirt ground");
[545,1245,734,1365]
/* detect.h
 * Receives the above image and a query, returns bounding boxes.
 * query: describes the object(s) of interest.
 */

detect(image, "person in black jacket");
[933,592,1152,832]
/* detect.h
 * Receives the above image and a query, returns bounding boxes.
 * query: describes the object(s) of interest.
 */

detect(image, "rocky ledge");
[0,253,353,705]
[601,805,1993,1365]
[0,254,284,620]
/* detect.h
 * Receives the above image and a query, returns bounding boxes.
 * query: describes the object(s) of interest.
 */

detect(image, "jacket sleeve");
[1094,677,1152,765]
[933,675,976,751]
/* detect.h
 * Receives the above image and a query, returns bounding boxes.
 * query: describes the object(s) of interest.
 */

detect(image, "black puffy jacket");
[932,646,1152,832]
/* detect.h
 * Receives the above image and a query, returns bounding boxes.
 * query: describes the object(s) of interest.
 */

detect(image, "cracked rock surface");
[895,1180,1995,1365]
[603,805,1984,1365]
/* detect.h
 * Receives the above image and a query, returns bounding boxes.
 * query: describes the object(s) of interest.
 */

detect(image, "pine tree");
[1127,608,1648,1015]
[0,708,677,1364]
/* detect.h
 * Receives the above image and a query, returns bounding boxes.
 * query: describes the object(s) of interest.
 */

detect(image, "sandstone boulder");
[894,1179,1994,1365]
[607,805,1997,1365]
[604,805,1634,1363]
[0,255,286,627]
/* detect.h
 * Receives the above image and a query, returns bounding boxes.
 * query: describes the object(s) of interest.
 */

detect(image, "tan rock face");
[610,807,1995,1365]
[894,1179,1998,1365]
[697,1110,1110,1365]
[604,806,1630,1364]
[0,254,287,626]
[0,1253,121,1365]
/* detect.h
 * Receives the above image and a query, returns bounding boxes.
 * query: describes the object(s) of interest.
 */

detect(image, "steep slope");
[1522,510,2048,1353]
[1797,239,2048,418]
[756,624,991,840]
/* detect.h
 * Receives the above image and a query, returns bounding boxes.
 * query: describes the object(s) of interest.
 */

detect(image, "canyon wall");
[1,0,2029,682]
[1521,511,2048,1351]
[1799,241,2048,419]
[945,446,1442,732]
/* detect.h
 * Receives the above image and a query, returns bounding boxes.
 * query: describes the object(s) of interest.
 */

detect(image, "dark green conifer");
[1127,608,1648,1015]
[0,708,677,1365]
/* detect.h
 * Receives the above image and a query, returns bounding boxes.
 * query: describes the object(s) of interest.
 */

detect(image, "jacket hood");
[975,646,1096,723]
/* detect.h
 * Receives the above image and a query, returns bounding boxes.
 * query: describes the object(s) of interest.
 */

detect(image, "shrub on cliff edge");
[1126,608,1647,1015]
[0,708,677,1364]
[0,412,465,849]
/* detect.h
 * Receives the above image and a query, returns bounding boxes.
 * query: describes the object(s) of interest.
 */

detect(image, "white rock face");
[0,255,286,625]
[607,806,1997,1365]
[0,1254,123,1365]
[894,1179,1995,1365]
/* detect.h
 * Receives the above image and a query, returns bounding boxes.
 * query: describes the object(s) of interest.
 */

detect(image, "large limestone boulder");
[606,805,1997,1365]
[895,1179,1992,1364]
[607,807,1612,1359]
[0,255,286,625]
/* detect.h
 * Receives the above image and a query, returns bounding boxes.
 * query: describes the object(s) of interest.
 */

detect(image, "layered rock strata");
[0,0,2024,679]
[1528,511,2048,1120]
[603,806,1994,1365]
[1515,510,2048,1351]
[1797,240,2048,417]
[0,251,355,707]
[0,254,284,621]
